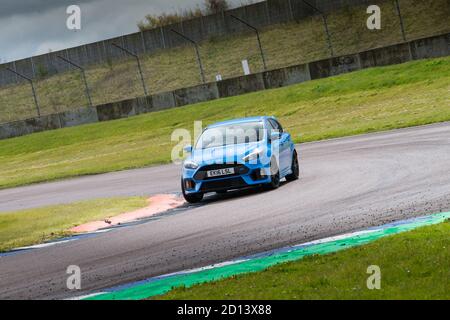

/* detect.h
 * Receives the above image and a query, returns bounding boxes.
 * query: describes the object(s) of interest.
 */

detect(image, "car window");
[268,119,283,133]
[196,122,264,149]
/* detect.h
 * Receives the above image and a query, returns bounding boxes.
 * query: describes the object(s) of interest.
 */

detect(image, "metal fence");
[0,0,375,87]
[0,0,448,124]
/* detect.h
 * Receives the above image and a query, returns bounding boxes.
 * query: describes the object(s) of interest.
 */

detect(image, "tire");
[286,150,300,182]
[264,158,280,190]
[181,180,204,203]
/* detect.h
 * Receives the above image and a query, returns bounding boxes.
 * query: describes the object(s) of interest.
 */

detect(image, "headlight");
[184,160,199,170]
[242,148,264,162]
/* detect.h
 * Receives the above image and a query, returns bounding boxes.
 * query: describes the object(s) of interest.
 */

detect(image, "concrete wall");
[309,54,361,79]
[410,33,450,60]
[0,114,61,139]
[359,43,412,68]
[0,32,448,140]
[0,0,374,87]
[59,107,99,128]
[96,96,155,121]
[263,64,311,89]
[217,73,266,97]
[151,92,176,111]
[173,83,219,106]
[0,107,97,139]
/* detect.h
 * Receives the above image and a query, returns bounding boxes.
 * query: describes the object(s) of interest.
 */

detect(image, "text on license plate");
[206,168,235,177]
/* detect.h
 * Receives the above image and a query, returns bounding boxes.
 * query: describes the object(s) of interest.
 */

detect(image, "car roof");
[207,116,274,129]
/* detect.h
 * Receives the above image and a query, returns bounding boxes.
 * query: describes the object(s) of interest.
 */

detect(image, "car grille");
[194,163,250,181]
[200,177,248,192]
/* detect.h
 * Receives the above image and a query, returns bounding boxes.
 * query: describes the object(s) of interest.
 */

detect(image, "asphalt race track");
[1,123,450,299]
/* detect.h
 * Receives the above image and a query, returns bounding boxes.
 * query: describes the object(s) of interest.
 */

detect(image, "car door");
[279,131,292,174]
[268,119,291,173]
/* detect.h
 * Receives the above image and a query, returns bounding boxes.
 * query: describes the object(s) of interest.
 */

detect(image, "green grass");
[0,0,448,122]
[158,220,450,300]
[0,56,449,189]
[0,197,147,252]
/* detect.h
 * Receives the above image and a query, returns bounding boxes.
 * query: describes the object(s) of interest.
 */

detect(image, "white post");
[242,59,251,75]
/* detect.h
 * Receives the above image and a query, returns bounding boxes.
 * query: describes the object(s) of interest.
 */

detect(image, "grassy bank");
[0,0,448,122]
[158,220,450,300]
[0,56,449,189]
[0,197,147,252]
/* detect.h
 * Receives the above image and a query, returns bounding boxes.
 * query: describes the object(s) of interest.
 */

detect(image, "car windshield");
[196,122,265,150]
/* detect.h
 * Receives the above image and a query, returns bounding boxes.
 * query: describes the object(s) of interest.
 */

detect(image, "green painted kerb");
[86,212,450,300]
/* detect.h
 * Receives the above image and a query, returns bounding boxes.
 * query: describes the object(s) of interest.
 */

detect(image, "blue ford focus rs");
[181,116,299,203]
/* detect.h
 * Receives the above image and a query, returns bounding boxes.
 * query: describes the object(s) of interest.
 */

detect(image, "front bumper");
[182,162,271,194]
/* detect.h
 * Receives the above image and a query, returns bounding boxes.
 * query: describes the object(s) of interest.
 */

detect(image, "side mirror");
[184,145,193,153]
[270,132,281,141]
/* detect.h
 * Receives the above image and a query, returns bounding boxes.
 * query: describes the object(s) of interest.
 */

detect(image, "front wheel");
[182,180,204,203]
[264,158,280,190]
[286,150,299,182]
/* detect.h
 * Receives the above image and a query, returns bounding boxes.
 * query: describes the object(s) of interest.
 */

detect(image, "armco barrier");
[0,32,448,140]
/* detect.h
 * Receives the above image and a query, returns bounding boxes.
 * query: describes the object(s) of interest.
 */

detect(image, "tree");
[204,0,229,14]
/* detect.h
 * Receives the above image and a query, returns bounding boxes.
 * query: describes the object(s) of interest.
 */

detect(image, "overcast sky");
[0,0,244,63]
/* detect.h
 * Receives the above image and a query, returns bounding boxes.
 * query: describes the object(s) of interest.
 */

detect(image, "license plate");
[206,168,235,178]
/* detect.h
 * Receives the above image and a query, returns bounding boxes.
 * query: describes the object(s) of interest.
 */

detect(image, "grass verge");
[158,220,450,300]
[0,197,147,252]
[0,56,449,189]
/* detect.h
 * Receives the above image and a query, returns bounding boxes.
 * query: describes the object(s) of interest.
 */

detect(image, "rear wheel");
[181,180,204,203]
[286,150,299,182]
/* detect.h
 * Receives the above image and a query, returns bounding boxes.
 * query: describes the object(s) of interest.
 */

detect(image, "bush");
[138,9,203,31]
[137,0,230,31]
[36,64,49,79]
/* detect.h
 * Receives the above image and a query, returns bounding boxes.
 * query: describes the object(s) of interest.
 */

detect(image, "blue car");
[181,116,299,203]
